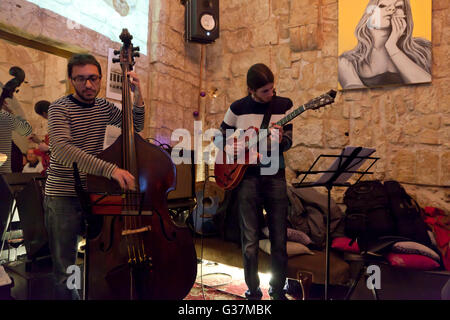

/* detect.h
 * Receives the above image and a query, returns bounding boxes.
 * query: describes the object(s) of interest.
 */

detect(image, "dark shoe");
[245,288,263,300]
[269,292,288,300]
[269,286,288,300]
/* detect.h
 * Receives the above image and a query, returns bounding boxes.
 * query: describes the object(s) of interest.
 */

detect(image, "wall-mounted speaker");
[185,0,219,43]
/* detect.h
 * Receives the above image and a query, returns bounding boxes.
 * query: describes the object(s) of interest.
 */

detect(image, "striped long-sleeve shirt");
[45,94,144,197]
[0,110,32,174]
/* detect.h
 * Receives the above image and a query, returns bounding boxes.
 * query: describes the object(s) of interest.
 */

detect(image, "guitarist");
[216,63,293,300]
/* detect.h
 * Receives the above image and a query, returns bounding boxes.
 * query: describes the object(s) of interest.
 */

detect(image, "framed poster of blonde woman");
[338,0,432,90]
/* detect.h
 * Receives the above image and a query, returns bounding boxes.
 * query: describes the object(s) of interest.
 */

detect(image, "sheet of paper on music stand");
[315,146,376,184]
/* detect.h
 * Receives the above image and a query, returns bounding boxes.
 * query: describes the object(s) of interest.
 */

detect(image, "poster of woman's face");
[338,0,432,90]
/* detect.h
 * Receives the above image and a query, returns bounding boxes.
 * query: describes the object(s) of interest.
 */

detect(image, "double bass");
[85,29,197,299]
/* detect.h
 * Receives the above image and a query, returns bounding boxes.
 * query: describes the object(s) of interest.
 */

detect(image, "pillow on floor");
[331,237,361,253]
[392,241,441,262]
[386,253,440,270]
[259,239,314,257]
[261,227,312,246]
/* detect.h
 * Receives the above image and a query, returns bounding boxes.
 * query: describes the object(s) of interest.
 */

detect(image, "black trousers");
[235,167,288,295]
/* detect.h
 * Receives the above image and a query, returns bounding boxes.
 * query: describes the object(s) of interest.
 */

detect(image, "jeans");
[44,196,84,300]
[235,168,288,296]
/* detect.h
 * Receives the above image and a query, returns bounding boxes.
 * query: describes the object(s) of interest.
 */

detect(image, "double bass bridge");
[121,225,152,236]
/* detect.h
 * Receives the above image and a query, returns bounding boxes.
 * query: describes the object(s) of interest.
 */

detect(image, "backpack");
[384,180,432,247]
[343,180,396,251]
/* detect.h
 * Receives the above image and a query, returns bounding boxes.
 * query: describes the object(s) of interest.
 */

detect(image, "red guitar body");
[214,150,250,190]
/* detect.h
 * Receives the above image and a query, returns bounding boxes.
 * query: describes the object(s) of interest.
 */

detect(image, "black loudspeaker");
[15,177,50,261]
[167,149,195,201]
[185,0,219,43]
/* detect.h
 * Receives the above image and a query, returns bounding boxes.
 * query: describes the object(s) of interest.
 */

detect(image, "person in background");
[22,148,44,174]
[28,100,50,175]
[0,100,32,174]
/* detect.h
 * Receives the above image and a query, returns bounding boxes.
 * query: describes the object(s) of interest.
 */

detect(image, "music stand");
[0,173,43,263]
[292,146,379,300]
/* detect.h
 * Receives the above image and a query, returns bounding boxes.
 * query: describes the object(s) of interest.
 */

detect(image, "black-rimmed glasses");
[71,75,101,85]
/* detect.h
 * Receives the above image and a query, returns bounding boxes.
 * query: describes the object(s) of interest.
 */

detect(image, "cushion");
[392,241,441,262]
[259,239,314,257]
[385,253,440,270]
[262,227,312,246]
[287,228,312,246]
[331,237,360,253]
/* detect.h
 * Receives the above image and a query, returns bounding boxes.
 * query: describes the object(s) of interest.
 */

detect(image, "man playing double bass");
[45,53,145,300]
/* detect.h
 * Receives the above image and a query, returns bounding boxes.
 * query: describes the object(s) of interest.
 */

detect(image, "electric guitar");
[214,90,337,190]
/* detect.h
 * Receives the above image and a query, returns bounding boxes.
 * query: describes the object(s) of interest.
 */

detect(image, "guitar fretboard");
[274,105,306,127]
[249,104,307,147]
[245,90,336,149]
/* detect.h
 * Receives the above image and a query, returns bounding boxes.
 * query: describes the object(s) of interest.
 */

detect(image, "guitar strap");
[257,98,274,167]
[260,98,274,130]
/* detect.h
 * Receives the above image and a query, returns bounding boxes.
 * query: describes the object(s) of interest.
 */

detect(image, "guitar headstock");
[304,90,337,111]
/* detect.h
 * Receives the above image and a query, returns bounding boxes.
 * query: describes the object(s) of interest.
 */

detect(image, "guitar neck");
[244,90,336,150]
[248,104,307,147]
[273,104,306,128]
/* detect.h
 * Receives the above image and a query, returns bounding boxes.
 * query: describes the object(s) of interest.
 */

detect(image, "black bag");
[384,180,432,247]
[343,180,396,251]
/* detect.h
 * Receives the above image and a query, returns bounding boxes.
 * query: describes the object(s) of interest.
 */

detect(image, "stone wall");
[204,0,449,211]
[0,0,152,136]
[148,0,204,145]
[0,39,66,152]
